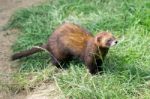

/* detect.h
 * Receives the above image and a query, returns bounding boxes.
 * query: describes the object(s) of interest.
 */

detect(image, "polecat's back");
[48,23,93,56]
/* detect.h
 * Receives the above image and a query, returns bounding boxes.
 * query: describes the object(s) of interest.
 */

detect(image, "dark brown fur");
[12,23,117,74]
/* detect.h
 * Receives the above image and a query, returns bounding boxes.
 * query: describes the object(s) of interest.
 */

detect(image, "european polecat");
[12,23,117,74]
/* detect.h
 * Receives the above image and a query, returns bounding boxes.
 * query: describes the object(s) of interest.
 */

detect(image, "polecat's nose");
[115,41,118,44]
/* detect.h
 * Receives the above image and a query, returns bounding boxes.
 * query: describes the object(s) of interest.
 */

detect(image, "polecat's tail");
[11,44,48,60]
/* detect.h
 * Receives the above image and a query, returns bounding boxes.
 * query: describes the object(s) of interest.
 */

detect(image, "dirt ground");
[0,0,61,99]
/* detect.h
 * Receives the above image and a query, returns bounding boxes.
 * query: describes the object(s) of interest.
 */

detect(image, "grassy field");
[5,0,150,98]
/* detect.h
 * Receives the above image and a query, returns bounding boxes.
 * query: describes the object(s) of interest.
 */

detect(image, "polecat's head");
[95,32,118,48]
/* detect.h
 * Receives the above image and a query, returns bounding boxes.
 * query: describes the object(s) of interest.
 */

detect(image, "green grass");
[5,0,150,98]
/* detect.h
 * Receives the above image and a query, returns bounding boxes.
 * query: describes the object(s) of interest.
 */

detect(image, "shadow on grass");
[17,51,150,82]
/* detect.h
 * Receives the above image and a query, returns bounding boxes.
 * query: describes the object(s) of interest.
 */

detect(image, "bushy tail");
[11,44,48,60]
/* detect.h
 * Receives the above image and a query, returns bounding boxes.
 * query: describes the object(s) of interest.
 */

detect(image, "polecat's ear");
[95,36,102,45]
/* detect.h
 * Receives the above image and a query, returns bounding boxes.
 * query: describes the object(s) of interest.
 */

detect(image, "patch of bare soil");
[26,83,62,99]
[0,0,61,99]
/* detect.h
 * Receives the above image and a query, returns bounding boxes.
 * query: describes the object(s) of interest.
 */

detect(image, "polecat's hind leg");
[51,56,62,68]
[49,43,72,68]
[51,54,73,69]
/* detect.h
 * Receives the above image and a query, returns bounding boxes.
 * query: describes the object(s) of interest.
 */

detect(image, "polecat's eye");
[106,39,112,46]
[107,39,112,43]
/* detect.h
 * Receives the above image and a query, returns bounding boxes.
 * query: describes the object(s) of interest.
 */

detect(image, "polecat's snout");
[110,40,118,46]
